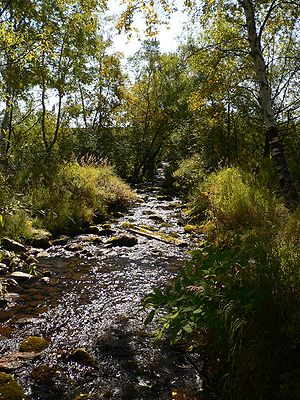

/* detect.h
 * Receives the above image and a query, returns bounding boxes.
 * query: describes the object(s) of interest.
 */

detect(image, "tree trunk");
[239,0,298,207]
[0,86,13,167]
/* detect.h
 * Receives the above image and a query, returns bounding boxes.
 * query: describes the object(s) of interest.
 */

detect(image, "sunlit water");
[0,185,209,400]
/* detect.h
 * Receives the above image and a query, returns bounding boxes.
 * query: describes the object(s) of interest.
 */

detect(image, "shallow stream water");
[0,184,210,400]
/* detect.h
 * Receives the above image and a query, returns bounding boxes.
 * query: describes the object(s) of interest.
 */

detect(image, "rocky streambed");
[0,185,211,400]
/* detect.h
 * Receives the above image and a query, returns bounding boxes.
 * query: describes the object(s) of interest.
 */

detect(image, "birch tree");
[237,0,299,205]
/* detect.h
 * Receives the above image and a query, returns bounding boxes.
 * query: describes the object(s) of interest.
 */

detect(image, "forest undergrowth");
[0,158,136,240]
[144,166,300,400]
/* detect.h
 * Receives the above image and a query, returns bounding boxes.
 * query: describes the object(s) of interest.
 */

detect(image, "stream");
[0,184,211,400]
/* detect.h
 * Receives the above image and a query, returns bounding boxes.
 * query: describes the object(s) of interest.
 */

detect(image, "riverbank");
[0,184,210,400]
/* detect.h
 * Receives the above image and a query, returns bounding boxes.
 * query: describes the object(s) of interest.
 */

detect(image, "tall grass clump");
[29,162,136,234]
[144,167,300,400]
[191,167,286,232]
[0,173,32,242]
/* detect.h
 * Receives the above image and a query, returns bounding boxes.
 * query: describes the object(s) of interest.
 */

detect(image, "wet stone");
[1,238,27,254]
[30,364,73,400]
[15,317,42,326]
[80,236,103,244]
[10,271,34,281]
[87,225,100,234]
[3,292,19,307]
[36,251,49,258]
[0,263,8,275]
[31,364,65,384]
[66,243,84,252]
[51,236,69,246]
[73,393,112,399]
[0,372,28,399]
[28,228,52,249]
[106,235,138,247]
[67,348,97,367]
[148,214,165,223]
[0,352,38,372]
[98,228,115,237]
[19,336,50,352]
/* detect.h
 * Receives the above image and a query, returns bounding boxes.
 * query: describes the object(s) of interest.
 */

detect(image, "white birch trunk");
[238,0,298,206]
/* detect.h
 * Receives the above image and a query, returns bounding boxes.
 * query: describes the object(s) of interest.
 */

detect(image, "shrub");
[206,168,283,226]
[144,167,300,400]
[29,162,136,234]
[173,155,206,198]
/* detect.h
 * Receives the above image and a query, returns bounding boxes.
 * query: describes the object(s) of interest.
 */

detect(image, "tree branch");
[258,0,278,42]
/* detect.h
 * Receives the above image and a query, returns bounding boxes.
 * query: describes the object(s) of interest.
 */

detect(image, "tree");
[237,0,299,205]
[0,0,41,165]
[0,0,108,164]
[123,40,190,181]
[118,0,300,205]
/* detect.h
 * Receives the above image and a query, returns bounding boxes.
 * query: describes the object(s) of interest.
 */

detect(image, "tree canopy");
[0,0,299,196]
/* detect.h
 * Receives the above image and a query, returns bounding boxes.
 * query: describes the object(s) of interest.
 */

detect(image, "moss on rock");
[106,235,138,247]
[0,372,27,400]
[19,336,50,353]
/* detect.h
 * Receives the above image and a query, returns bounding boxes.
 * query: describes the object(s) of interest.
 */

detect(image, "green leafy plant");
[144,168,300,400]
[143,242,248,348]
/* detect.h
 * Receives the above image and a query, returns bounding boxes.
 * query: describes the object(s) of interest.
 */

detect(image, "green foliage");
[144,167,300,400]
[143,243,247,346]
[172,155,206,197]
[0,173,32,242]
[29,162,136,234]
[189,167,286,231]
[0,173,9,207]
[0,208,32,242]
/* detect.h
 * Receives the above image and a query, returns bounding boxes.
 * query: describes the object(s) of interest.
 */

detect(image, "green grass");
[0,162,137,239]
[144,167,300,400]
[29,162,137,234]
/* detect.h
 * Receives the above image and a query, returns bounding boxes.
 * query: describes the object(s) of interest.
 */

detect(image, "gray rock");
[10,271,34,281]
[1,238,27,253]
